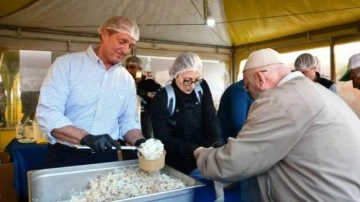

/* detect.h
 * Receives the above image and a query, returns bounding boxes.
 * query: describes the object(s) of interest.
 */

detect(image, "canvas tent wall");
[0,0,359,125]
[0,0,360,79]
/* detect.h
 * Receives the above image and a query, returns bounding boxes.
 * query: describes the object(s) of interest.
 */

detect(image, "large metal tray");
[28,160,204,202]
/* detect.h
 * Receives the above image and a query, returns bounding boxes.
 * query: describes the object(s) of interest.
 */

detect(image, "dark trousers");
[118,140,138,160]
[141,109,153,139]
[44,143,118,168]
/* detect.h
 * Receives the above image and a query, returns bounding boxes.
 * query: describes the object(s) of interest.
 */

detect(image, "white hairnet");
[99,16,140,41]
[294,53,318,70]
[169,52,203,78]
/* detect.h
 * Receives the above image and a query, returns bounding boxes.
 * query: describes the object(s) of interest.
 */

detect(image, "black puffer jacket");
[136,75,162,110]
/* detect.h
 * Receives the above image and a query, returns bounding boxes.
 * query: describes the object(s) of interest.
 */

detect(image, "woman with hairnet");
[151,52,224,201]
[294,53,337,93]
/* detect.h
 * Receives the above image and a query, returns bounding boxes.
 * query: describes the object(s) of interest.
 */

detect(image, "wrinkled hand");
[80,134,121,152]
[193,146,205,158]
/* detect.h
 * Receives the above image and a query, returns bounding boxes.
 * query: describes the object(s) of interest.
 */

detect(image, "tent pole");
[329,38,335,82]
[230,47,235,83]
[203,0,208,24]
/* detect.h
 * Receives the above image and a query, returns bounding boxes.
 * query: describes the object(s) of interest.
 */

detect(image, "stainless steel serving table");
[28,160,204,202]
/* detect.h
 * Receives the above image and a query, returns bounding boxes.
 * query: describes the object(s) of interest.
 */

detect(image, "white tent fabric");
[1,0,359,48]
[0,0,231,46]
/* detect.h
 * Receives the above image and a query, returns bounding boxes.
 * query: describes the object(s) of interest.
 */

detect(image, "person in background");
[20,91,39,124]
[125,56,162,139]
[0,82,7,128]
[216,80,261,202]
[339,53,360,90]
[294,53,337,93]
[151,52,223,201]
[194,48,360,202]
[36,16,146,168]
[217,80,252,143]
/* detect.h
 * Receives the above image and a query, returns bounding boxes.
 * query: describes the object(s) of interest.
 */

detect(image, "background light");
[207,17,215,27]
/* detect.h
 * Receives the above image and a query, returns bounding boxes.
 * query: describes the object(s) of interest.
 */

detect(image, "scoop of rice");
[69,167,185,202]
[138,138,164,160]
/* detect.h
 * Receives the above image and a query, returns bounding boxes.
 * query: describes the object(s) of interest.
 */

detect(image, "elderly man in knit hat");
[194,48,360,202]
[339,53,360,90]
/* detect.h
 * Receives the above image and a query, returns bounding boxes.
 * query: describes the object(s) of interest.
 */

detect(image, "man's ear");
[253,71,266,90]
[100,30,108,38]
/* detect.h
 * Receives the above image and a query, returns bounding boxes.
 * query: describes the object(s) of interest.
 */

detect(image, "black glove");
[134,138,146,147]
[80,134,121,152]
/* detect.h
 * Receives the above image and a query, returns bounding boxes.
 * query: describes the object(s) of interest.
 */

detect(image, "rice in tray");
[69,167,185,202]
[138,138,164,160]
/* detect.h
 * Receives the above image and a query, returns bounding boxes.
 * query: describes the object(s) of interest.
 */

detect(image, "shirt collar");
[277,71,304,86]
[86,45,121,71]
[87,45,100,63]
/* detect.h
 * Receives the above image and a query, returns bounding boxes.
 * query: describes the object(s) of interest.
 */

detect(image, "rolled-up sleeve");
[36,56,73,135]
[118,81,141,139]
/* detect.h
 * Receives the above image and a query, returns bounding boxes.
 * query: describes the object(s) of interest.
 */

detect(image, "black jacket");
[151,79,222,174]
[136,75,162,110]
[315,72,335,89]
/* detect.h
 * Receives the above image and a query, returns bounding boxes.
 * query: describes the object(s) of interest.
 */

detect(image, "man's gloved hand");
[134,138,146,147]
[80,134,121,152]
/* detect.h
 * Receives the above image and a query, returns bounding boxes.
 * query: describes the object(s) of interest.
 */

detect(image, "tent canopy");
[0,0,359,48]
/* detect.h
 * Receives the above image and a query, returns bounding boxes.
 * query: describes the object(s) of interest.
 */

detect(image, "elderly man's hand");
[193,146,205,158]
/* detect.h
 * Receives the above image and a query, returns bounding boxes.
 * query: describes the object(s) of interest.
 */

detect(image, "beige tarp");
[0,0,360,77]
[1,0,359,46]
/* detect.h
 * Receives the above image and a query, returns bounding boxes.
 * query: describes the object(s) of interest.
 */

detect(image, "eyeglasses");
[126,65,138,69]
[183,79,203,86]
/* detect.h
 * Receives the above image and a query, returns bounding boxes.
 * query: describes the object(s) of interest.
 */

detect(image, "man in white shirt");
[36,16,145,168]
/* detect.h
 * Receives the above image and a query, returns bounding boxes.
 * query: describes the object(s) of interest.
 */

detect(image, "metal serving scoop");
[74,145,138,150]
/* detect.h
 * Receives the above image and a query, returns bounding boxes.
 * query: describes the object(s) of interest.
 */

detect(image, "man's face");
[126,64,142,79]
[350,68,360,90]
[243,71,261,99]
[101,31,136,65]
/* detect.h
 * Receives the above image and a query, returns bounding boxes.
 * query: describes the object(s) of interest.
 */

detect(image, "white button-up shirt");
[36,45,141,146]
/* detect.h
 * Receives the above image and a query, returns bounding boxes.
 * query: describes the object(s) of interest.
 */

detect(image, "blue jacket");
[217,80,252,143]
